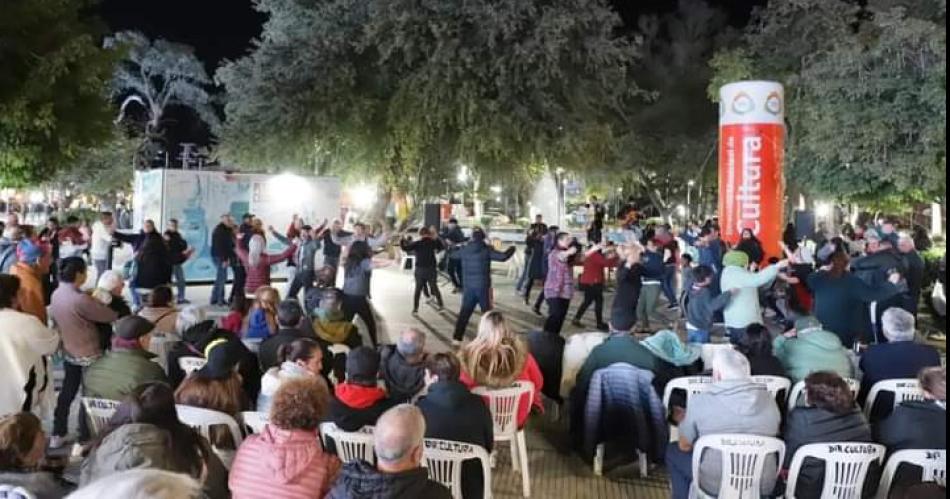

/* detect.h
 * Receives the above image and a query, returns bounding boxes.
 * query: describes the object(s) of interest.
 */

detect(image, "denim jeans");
[211,257,228,305]
[287,269,315,301]
[447,259,463,289]
[665,442,693,499]
[662,264,678,304]
[454,288,491,341]
[53,361,88,439]
[173,264,186,301]
[687,329,711,344]
[516,261,530,292]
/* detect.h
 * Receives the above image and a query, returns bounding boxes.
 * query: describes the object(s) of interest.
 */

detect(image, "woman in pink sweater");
[235,234,296,296]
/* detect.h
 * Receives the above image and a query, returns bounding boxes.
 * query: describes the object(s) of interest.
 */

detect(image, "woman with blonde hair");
[245,286,280,339]
[458,311,544,428]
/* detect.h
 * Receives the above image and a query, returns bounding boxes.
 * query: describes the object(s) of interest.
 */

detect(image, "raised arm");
[490,246,516,262]
[269,227,291,246]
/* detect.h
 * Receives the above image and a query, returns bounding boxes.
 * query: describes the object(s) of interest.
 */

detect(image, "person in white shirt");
[90,212,115,280]
[0,275,60,418]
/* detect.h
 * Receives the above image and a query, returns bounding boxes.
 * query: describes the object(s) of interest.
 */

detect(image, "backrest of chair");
[178,356,207,376]
[788,378,860,413]
[241,411,269,435]
[175,405,243,450]
[81,397,122,436]
[0,484,37,499]
[691,434,785,498]
[877,449,946,499]
[423,438,492,499]
[241,339,262,354]
[662,376,714,412]
[328,344,351,357]
[471,381,534,439]
[751,376,792,400]
[786,443,885,499]
[319,422,376,464]
[148,335,174,371]
[864,379,923,418]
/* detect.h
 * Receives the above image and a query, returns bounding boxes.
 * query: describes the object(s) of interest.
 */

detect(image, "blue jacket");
[581,363,668,462]
[449,240,514,291]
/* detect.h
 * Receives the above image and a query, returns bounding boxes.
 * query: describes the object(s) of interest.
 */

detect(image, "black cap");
[114,316,156,340]
[197,339,244,380]
[346,346,380,385]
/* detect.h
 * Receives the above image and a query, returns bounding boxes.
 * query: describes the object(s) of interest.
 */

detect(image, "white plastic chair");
[319,422,376,464]
[876,449,946,499]
[864,379,924,419]
[241,411,269,435]
[472,381,534,498]
[328,344,351,357]
[662,376,714,443]
[422,438,493,499]
[178,356,207,376]
[241,338,262,354]
[81,397,122,436]
[787,378,860,414]
[148,335,174,372]
[690,434,785,499]
[785,442,885,499]
[751,376,792,401]
[175,405,243,468]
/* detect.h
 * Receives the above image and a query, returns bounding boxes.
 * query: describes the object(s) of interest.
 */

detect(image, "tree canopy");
[710,0,947,208]
[217,0,644,197]
[0,0,116,186]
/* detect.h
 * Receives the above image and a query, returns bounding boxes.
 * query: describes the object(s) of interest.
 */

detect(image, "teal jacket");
[773,330,853,383]
[720,264,781,329]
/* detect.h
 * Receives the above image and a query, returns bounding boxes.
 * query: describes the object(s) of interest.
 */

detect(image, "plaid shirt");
[544,250,575,300]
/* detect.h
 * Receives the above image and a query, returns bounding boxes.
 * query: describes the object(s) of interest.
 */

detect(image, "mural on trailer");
[133,170,341,281]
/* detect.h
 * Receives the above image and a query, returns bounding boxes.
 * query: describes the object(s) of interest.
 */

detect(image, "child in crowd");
[244,286,279,339]
[218,294,248,335]
[684,265,737,343]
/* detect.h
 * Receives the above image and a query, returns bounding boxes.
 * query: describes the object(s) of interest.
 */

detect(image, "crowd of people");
[0,204,946,499]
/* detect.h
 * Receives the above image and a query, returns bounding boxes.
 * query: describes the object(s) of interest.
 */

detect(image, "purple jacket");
[544,250,574,300]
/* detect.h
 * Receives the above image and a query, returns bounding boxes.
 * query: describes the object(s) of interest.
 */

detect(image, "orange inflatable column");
[718,81,786,259]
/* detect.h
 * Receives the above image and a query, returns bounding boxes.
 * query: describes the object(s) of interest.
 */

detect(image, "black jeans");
[545,297,571,335]
[454,288,492,341]
[229,263,247,303]
[575,283,605,326]
[413,267,443,311]
[287,269,315,301]
[447,259,463,289]
[342,294,378,347]
[53,361,88,439]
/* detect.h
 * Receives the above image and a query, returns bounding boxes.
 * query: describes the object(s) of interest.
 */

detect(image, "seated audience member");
[167,306,262,400]
[258,338,331,415]
[137,286,180,337]
[327,404,451,499]
[83,316,168,401]
[311,288,360,346]
[772,316,853,383]
[9,238,50,324]
[737,323,787,377]
[782,372,872,498]
[876,366,946,453]
[666,349,781,499]
[887,482,947,499]
[218,294,248,335]
[90,270,132,351]
[69,469,203,499]
[230,378,341,499]
[0,412,70,499]
[417,353,493,499]
[684,265,735,344]
[329,347,395,432]
[459,311,544,428]
[858,308,940,404]
[175,339,249,455]
[259,300,316,372]
[380,329,428,403]
[0,275,59,417]
[81,382,228,499]
[245,286,280,340]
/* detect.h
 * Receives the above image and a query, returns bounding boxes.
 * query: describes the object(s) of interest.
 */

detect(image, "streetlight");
[686,179,696,222]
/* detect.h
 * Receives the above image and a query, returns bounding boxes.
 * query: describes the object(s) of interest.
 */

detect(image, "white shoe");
[49,435,68,449]
[451,339,463,348]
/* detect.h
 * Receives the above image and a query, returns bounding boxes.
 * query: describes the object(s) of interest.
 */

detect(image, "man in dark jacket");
[897,235,926,315]
[449,228,515,344]
[439,219,468,292]
[328,404,451,499]
[323,220,349,273]
[259,300,320,371]
[852,238,909,342]
[417,353,493,499]
[329,347,395,432]
[379,329,427,403]
[858,308,941,408]
[165,219,193,304]
[210,214,235,306]
[401,227,445,313]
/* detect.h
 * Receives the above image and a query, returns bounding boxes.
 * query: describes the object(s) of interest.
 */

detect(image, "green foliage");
[52,127,137,198]
[709,0,947,207]
[0,0,116,186]
[216,0,642,196]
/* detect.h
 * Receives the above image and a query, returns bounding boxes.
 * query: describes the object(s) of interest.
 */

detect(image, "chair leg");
[517,430,531,497]
[510,439,520,472]
[638,450,648,478]
[594,443,604,476]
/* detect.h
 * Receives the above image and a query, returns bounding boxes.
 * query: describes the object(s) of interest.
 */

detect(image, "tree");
[0,0,116,186]
[108,31,221,168]
[52,126,138,201]
[217,0,643,215]
[709,0,947,208]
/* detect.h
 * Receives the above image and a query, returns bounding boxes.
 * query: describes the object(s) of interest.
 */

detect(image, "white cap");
[719,81,785,126]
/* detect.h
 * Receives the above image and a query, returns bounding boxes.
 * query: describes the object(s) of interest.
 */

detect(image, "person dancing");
[543,232,578,335]
[450,228,515,347]
[400,227,445,315]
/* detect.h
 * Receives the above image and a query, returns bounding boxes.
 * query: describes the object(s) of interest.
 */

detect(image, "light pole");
[687,179,695,223]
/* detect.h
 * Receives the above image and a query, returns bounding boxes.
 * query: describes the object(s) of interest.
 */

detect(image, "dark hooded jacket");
[379,345,426,403]
[326,460,451,499]
[167,320,261,400]
[783,407,873,498]
[448,238,515,291]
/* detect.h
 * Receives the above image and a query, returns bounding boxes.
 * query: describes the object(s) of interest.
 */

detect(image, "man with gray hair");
[327,404,451,498]
[379,328,428,403]
[897,233,925,315]
[858,307,940,405]
[665,349,781,499]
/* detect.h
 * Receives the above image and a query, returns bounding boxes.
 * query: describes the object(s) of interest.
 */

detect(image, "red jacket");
[235,240,297,294]
[229,425,341,499]
[579,251,619,286]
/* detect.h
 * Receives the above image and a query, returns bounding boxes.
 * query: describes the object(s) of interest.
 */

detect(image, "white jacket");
[0,309,60,417]
[90,222,113,261]
[560,332,608,398]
